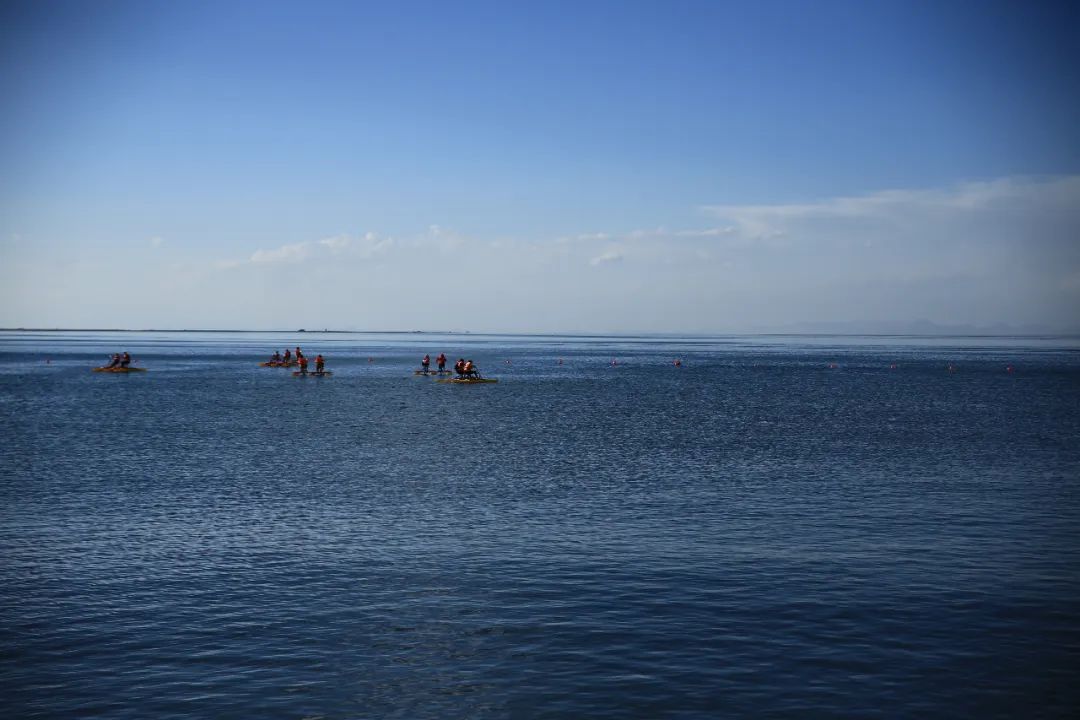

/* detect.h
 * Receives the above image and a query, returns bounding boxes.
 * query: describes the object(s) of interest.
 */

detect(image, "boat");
[93,366,147,373]
[293,370,333,377]
[260,361,296,367]
[437,376,497,384]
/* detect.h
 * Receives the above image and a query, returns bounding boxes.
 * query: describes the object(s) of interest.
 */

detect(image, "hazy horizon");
[2,318,1077,337]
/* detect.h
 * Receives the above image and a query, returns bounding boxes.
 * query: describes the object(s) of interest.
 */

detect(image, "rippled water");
[2,331,1079,718]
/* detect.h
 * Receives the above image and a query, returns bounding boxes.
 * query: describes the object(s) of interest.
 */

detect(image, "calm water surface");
[1,331,1079,718]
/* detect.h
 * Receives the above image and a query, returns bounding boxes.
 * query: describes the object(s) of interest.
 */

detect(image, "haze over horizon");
[2,0,1078,334]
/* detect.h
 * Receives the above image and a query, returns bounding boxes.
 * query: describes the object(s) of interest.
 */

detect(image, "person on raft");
[271,351,282,363]
[106,353,121,368]
[462,359,478,378]
[454,358,465,376]
[120,352,131,368]
[436,353,447,371]
[283,348,292,364]
[298,355,309,374]
[315,354,325,373]
[421,354,430,372]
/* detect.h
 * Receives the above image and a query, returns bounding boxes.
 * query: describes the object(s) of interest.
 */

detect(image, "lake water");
[2,331,1079,718]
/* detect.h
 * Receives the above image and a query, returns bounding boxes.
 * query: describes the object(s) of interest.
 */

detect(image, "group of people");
[271,348,483,377]
[270,347,325,373]
[420,353,448,372]
[104,352,132,368]
[419,353,479,377]
[454,358,479,378]
[268,347,301,365]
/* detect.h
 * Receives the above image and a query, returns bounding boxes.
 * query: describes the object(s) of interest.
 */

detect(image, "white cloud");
[700,176,1080,242]
[559,226,738,244]
[149,236,165,248]
[244,232,392,266]
[628,227,667,239]
[674,227,737,237]
[250,241,312,264]
[318,235,351,251]
[423,224,468,252]
[626,227,730,239]
[589,248,624,266]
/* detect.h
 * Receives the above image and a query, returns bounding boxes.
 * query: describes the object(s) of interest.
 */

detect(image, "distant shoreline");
[0,328,426,335]
[2,328,1077,339]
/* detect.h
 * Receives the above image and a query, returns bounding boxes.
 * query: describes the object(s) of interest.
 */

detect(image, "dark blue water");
[2,331,1079,718]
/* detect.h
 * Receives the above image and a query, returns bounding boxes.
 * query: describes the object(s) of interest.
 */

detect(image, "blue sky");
[1,0,1078,332]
